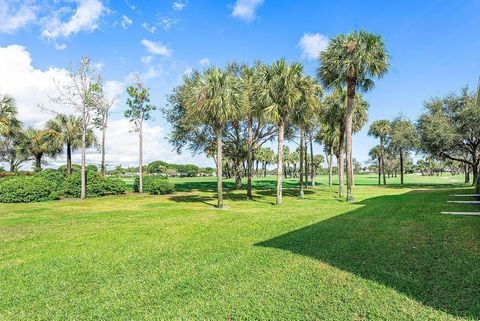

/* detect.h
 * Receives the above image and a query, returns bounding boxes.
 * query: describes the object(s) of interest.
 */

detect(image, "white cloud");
[160,16,178,30]
[0,1,37,33]
[298,33,329,59]
[172,1,186,11]
[0,44,72,126]
[199,58,210,66]
[141,56,153,64]
[141,39,172,57]
[121,15,132,29]
[41,0,106,40]
[142,22,156,33]
[232,0,264,22]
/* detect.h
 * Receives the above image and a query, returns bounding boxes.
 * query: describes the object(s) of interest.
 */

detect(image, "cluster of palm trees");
[0,97,95,174]
[167,30,389,207]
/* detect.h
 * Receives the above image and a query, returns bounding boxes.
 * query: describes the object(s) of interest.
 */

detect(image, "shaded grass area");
[0,174,479,320]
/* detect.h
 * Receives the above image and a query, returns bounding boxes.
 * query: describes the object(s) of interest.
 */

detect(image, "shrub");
[34,169,66,190]
[0,176,57,203]
[102,178,127,195]
[133,176,175,194]
[63,170,127,198]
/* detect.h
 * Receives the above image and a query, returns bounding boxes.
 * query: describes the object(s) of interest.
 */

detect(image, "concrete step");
[441,212,480,216]
[450,194,480,197]
[447,200,480,204]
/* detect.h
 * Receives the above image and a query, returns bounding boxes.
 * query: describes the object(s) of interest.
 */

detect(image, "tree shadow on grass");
[173,179,301,193]
[256,188,480,319]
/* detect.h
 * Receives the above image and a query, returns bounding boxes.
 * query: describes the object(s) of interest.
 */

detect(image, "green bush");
[0,176,58,203]
[133,176,175,194]
[63,170,126,198]
[102,178,127,195]
[34,168,66,190]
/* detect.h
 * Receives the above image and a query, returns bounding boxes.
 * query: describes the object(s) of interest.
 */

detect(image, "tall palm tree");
[23,128,63,171]
[318,30,389,202]
[259,59,304,205]
[316,124,338,187]
[368,119,390,185]
[46,114,95,175]
[183,67,240,208]
[291,76,322,197]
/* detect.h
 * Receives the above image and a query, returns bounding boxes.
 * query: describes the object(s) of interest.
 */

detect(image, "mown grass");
[0,174,479,320]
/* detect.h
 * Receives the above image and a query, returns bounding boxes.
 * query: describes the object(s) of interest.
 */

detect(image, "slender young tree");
[368,119,390,185]
[388,116,417,185]
[47,57,101,199]
[318,30,389,202]
[369,145,383,185]
[259,59,304,205]
[125,77,157,194]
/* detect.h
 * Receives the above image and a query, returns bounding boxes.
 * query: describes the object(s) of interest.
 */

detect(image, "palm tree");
[0,95,21,137]
[23,128,62,171]
[316,125,338,187]
[321,89,368,197]
[318,30,389,202]
[259,59,304,205]
[368,120,390,185]
[46,114,95,175]
[183,67,240,208]
[369,145,383,185]
[291,76,322,197]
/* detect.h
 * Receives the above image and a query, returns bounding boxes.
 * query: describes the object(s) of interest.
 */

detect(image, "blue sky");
[1,0,479,168]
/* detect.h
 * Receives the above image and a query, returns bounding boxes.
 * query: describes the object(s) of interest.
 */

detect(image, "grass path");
[0,174,479,320]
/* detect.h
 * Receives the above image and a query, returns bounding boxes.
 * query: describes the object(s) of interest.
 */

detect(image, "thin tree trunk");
[276,122,284,205]
[350,145,355,187]
[328,147,333,187]
[138,122,143,193]
[337,152,344,197]
[465,164,470,183]
[9,158,15,172]
[377,157,381,185]
[255,160,259,177]
[400,148,404,185]
[246,112,253,198]
[310,138,315,187]
[66,143,72,176]
[101,124,106,177]
[299,127,304,198]
[216,125,223,208]
[234,157,242,190]
[345,83,355,202]
[304,138,308,188]
[380,137,386,185]
[81,123,87,199]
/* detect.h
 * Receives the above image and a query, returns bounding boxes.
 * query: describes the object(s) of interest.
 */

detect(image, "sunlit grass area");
[1,174,479,320]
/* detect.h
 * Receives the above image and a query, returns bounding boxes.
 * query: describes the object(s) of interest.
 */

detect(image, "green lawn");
[1,174,479,320]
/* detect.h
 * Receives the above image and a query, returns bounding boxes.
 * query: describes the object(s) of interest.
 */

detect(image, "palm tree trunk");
[350,145,355,187]
[378,157,381,185]
[139,122,143,193]
[345,84,355,202]
[310,139,315,187]
[246,112,253,198]
[327,147,333,187]
[276,121,284,205]
[66,143,72,176]
[380,137,386,185]
[216,125,223,208]
[338,130,345,198]
[304,137,309,188]
[299,127,304,198]
[35,154,42,172]
[400,148,404,185]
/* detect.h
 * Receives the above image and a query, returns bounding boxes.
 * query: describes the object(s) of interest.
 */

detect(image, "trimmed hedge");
[0,176,58,203]
[133,176,175,194]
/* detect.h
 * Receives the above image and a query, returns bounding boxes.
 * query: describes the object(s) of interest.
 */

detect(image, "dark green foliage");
[133,176,175,194]
[34,168,66,190]
[63,170,126,198]
[0,176,57,203]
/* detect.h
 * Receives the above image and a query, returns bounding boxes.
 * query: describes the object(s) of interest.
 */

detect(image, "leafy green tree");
[259,59,304,205]
[417,88,480,191]
[388,116,417,184]
[124,77,157,194]
[318,30,389,202]
[46,114,95,175]
[0,95,21,137]
[368,120,390,185]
